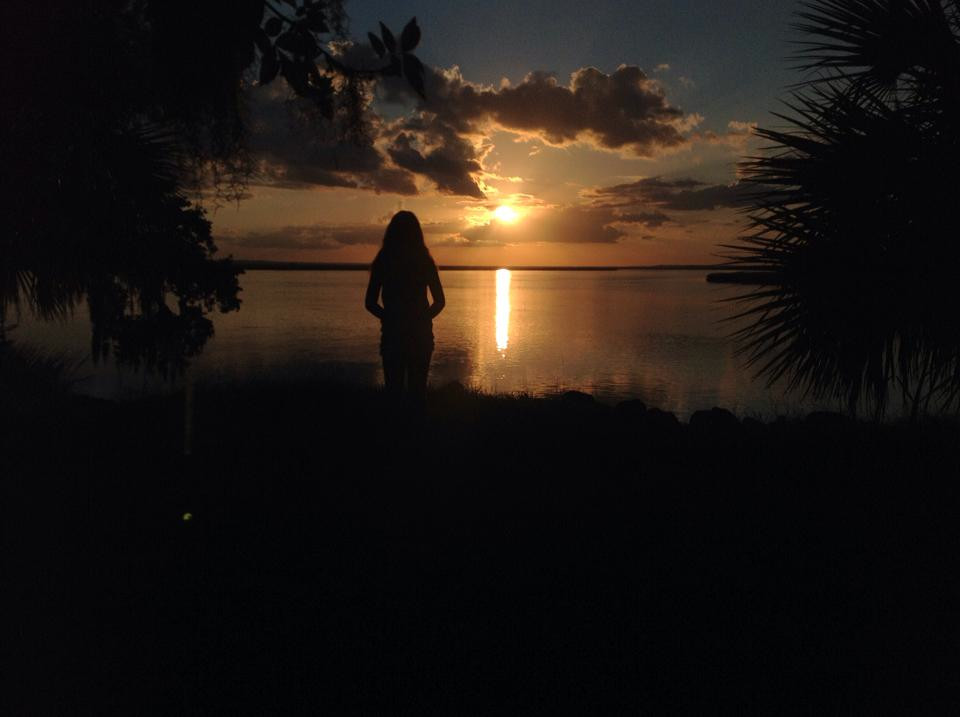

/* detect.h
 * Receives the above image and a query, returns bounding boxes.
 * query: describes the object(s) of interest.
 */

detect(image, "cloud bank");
[407,64,697,156]
[588,176,752,211]
[245,61,712,199]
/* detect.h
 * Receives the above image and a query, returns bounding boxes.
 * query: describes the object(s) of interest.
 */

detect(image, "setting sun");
[492,205,520,224]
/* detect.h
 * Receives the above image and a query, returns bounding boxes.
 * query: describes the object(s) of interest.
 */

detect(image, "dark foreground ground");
[5,380,960,715]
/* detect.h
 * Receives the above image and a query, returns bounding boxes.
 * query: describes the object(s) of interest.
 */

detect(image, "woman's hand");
[427,265,445,319]
[365,265,385,320]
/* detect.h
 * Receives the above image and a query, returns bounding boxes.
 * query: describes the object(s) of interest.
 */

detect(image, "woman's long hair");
[375,211,435,281]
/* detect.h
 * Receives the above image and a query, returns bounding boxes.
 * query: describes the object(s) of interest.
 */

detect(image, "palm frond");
[723,0,960,418]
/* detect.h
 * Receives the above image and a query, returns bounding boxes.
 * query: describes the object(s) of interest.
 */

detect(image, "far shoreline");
[233,260,727,272]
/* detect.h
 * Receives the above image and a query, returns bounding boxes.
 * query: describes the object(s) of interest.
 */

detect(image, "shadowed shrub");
[0,339,85,414]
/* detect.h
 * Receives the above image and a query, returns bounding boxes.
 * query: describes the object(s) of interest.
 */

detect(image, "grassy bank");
[6,380,960,714]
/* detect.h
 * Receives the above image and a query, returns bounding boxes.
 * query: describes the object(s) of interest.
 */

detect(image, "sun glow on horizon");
[492,205,520,224]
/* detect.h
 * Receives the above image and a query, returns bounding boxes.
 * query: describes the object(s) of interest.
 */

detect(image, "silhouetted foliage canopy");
[725,0,960,418]
[1,1,426,375]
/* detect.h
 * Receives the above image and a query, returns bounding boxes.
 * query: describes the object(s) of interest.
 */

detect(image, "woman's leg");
[382,350,405,397]
[407,348,432,412]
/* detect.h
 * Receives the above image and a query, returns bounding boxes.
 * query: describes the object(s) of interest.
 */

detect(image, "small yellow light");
[182,512,193,522]
[493,205,519,223]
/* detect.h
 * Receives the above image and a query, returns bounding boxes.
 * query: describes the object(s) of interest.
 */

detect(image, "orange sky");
[211,65,759,266]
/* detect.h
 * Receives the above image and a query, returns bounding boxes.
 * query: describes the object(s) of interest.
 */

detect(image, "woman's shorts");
[379,319,434,359]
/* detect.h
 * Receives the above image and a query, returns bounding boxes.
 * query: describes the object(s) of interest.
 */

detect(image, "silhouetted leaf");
[254,27,272,54]
[302,31,320,58]
[380,21,396,54]
[306,14,329,33]
[402,53,426,98]
[368,32,386,57]
[259,48,279,84]
[276,30,307,56]
[280,56,308,93]
[264,17,282,37]
[400,17,421,52]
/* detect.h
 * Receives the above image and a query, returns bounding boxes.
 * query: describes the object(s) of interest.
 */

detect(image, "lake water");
[14,269,840,419]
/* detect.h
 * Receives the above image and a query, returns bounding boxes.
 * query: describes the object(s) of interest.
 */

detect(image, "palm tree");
[724,0,960,418]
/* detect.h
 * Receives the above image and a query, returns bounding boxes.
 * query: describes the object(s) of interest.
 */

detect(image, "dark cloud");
[387,119,486,199]
[386,64,697,157]
[371,63,701,198]
[257,163,359,190]
[244,78,483,198]
[612,210,671,227]
[361,167,418,195]
[590,176,751,211]
[241,61,710,200]
[245,83,418,194]
[241,61,708,200]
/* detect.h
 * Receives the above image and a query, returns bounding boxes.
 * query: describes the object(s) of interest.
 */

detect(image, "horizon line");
[234,259,728,271]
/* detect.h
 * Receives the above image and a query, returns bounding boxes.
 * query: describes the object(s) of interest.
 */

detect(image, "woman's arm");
[365,264,384,319]
[427,264,445,319]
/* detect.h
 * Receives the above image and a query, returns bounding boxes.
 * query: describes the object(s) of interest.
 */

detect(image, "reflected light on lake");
[495,268,511,352]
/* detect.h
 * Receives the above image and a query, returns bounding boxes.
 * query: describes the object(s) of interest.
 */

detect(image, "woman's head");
[378,211,434,273]
[382,211,425,254]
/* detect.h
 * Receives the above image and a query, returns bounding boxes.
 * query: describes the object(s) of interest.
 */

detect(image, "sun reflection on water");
[495,268,511,352]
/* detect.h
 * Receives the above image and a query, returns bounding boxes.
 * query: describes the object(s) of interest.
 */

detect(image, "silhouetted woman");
[365,211,445,408]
